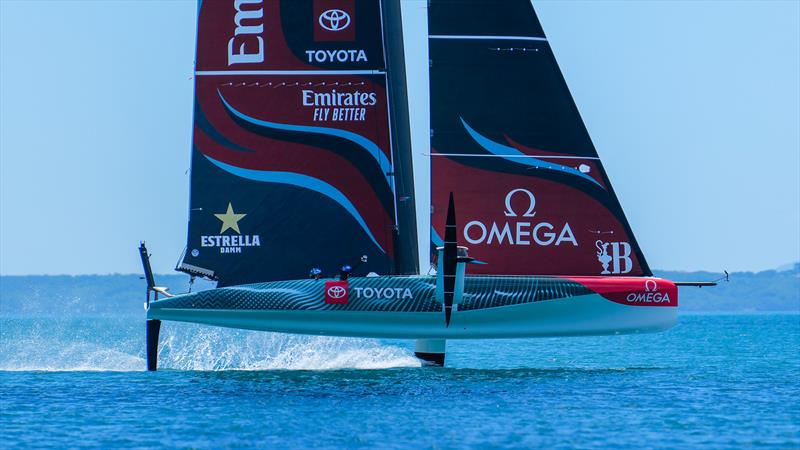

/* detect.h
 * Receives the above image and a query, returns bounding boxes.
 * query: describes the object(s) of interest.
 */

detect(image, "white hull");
[148,293,676,339]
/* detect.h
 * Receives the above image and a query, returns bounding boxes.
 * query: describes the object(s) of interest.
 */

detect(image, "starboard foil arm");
[139,242,165,371]
[139,242,172,306]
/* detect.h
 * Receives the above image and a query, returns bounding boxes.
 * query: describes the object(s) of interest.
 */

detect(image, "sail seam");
[431,154,600,160]
[196,70,386,76]
[429,35,547,42]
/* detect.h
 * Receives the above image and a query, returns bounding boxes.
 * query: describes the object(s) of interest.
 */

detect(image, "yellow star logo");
[214,203,246,234]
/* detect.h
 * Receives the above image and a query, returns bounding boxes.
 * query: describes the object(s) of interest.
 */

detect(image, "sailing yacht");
[140,0,713,370]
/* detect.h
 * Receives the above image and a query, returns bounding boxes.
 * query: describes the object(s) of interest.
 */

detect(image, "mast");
[381,0,419,275]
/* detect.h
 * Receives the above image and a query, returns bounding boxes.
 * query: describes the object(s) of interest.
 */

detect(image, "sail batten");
[428,35,548,41]
[431,154,600,160]
[196,70,387,76]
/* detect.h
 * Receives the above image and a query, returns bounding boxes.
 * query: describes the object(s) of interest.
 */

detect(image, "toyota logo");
[319,9,351,31]
[327,285,347,299]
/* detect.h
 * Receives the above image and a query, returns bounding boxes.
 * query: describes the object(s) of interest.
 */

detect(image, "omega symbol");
[504,188,536,217]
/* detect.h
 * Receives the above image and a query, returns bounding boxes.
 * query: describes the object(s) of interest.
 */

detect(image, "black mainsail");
[429,0,652,277]
[177,0,418,286]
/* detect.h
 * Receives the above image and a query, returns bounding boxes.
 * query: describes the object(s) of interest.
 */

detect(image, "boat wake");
[0,317,421,372]
[157,325,421,371]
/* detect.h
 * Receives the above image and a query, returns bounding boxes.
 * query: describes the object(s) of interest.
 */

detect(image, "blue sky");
[1,0,798,275]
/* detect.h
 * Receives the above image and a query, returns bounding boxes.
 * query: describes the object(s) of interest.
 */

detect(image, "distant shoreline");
[2,266,798,314]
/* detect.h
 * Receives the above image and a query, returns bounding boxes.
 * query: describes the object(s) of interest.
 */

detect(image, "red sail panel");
[196,0,384,72]
[566,277,678,307]
[431,152,645,276]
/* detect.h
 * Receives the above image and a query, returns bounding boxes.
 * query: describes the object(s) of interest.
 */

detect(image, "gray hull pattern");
[147,276,676,339]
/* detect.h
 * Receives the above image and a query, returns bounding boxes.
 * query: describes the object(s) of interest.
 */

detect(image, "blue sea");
[1,313,798,449]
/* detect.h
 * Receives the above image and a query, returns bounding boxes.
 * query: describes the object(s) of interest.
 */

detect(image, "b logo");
[596,240,633,274]
[504,188,536,217]
[324,281,349,304]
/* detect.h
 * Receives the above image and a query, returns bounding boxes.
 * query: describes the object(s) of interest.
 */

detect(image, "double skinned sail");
[178,0,417,285]
[429,0,651,276]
